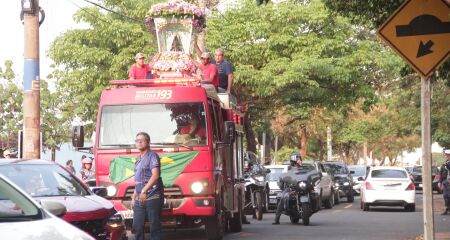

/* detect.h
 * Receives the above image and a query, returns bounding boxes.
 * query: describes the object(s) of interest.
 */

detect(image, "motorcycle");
[244,170,269,221]
[276,173,320,226]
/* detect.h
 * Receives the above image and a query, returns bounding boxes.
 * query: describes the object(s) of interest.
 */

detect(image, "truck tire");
[205,196,225,240]
[301,203,311,226]
[229,194,243,232]
[255,192,263,221]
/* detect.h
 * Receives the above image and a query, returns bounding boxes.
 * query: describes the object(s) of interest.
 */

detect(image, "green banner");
[109,151,199,187]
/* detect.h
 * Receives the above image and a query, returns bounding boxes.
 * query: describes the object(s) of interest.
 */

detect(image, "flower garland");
[153,51,196,73]
[146,0,206,33]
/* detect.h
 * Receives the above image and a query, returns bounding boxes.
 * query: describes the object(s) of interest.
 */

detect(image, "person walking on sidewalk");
[439,149,450,215]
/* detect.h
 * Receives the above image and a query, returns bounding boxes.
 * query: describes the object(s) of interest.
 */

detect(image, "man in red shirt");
[128,53,160,80]
[193,52,218,87]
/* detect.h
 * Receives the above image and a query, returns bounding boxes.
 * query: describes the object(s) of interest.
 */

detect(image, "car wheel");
[334,191,340,205]
[347,191,354,203]
[363,202,369,211]
[405,204,415,212]
[360,199,363,209]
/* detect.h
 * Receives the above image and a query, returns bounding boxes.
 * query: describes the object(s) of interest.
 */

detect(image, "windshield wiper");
[151,143,193,151]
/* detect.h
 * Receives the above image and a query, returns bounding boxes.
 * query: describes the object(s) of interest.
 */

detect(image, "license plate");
[269,198,277,204]
[120,210,133,219]
[419,184,423,187]
[300,196,309,202]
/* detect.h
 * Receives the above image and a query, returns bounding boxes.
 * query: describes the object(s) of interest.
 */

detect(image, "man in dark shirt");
[132,132,164,240]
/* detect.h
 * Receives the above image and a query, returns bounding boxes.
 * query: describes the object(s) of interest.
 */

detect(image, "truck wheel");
[229,193,243,232]
[255,192,263,221]
[301,203,311,226]
[205,196,225,240]
[347,191,354,203]
[363,202,370,211]
[324,193,333,209]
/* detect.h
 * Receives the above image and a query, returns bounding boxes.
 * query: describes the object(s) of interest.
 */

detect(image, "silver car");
[0,174,94,240]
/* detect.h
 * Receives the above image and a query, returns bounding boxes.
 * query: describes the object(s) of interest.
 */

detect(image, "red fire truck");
[73,79,245,239]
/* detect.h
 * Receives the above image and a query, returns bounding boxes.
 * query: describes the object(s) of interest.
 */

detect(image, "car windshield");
[99,102,207,148]
[371,169,407,179]
[298,163,316,172]
[0,164,89,197]
[412,166,422,173]
[324,163,348,174]
[348,166,365,177]
[0,177,40,221]
[268,168,284,181]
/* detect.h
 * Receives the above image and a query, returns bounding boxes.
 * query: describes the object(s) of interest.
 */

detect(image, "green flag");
[109,151,199,187]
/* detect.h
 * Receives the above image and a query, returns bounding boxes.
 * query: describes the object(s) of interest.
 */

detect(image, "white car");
[0,175,94,240]
[265,165,291,209]
[360,167,416,212]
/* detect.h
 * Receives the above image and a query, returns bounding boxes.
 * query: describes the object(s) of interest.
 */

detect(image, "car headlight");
[191,181,208,194]
[106,185,117,197]
[106,213,123,228]
[298,182,307,188]
[335,182,340,186]
[343,182,350,186]
[255,176,265,182]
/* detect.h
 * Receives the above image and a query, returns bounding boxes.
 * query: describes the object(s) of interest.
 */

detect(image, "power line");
[78,0,144,24]
[65,0,110,24]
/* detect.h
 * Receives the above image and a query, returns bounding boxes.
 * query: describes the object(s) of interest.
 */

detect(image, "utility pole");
[22,0,41,159]
[327,126,332,161]
[421,76,434,240]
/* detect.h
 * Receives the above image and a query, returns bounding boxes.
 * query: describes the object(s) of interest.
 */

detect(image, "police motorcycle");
[276,163,321,226]
[243,151,270,221]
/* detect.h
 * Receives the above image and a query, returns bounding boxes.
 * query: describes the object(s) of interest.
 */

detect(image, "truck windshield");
[99,102,207,149]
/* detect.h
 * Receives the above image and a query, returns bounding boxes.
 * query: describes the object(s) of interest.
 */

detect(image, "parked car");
[348,165,371,195]
[360,167,416,212]
[266,165,291,210]
[410,165,441,193]
[323,161,354,203]
[304,160,335,209]
[0,159,126,240]
[0,174,95,240]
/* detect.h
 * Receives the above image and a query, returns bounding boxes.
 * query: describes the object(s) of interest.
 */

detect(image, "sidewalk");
[415,193,450,240]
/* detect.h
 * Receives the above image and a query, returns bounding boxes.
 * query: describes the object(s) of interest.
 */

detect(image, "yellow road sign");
[377,0,450,77]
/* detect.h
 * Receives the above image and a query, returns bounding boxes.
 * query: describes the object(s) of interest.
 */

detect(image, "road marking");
[344,204,353,209]
[332,210,342,214]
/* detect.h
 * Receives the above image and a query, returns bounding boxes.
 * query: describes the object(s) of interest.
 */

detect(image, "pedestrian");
[440,149,450,215]
[195,45,233,93]
[66,159,76,174]
[3,149,11,159]
[213,48,234,93]
[132,132,164,240]
[128,52,160,80]
[80,157,95,182]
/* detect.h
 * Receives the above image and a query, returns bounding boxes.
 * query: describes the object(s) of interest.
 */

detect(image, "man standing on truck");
[128,53,160,80]
[131,132,164,240]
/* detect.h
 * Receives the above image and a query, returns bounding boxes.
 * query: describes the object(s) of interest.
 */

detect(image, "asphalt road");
[156,192,450,240]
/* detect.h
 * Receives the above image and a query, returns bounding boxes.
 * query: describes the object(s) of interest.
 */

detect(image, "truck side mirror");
[223,121,235,144]
[72,126,84,148]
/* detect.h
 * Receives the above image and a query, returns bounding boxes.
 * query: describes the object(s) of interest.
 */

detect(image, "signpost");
[377,1,450,239]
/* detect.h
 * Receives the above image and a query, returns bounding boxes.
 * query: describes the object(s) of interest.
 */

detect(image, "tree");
[0,60,22,150]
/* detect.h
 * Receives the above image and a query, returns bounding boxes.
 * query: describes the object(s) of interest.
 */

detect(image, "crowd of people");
[128,44,234,94]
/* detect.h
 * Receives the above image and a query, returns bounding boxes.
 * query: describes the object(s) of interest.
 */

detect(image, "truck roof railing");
[110,78,200,86]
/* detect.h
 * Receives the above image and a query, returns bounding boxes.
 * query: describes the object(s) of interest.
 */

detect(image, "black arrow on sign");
[416,40,434,58]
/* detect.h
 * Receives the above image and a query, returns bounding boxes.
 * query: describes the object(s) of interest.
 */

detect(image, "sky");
[0,0,87,89]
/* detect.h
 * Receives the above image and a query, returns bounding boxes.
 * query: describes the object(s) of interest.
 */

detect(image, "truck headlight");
[191,181,208,194]
[107,185,117,197]
[343,182,350,186]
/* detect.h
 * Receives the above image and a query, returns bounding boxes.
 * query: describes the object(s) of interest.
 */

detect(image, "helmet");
[82,157,93,164]
[444,149,450,155]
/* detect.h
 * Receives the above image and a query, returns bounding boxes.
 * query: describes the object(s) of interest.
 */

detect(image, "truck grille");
[124,186,184,209]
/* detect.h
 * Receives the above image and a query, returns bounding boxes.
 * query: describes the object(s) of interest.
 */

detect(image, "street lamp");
[21,0,35,14]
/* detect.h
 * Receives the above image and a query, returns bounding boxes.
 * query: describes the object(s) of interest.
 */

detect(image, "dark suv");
[410,165,441,193]
[323,161,354,203]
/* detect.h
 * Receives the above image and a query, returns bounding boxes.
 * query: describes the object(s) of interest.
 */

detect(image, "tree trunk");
[244,113,257,153]
[318,139,324,161]
[196,0,206,52]
[51,147,56,162]
[300,126,307,159]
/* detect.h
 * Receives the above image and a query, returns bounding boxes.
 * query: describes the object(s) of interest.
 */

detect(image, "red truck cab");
[73,79,245,239]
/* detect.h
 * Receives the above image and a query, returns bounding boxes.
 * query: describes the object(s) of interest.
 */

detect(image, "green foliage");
[48,0,163,132]
[273,146,298,164]
[0,61,22,148]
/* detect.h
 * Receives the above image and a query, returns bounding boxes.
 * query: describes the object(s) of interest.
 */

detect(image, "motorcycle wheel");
[290,215,300,224]
[255,192,263,221]
[301,203,311,226]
